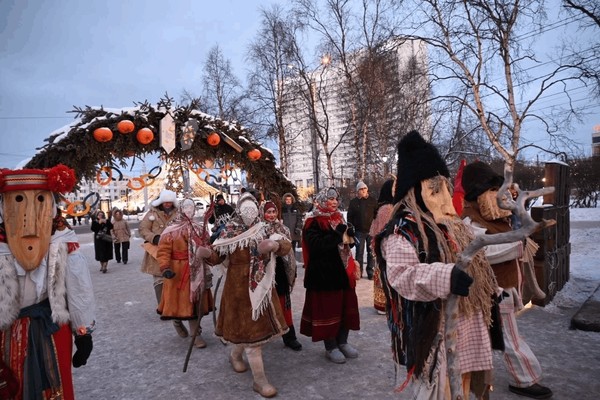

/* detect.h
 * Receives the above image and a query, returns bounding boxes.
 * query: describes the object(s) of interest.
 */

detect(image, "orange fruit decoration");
[136,128,154,145]
[207,132,221,146]
[117,120,135,134]
[248,148,262,161]
[93,127,113,142]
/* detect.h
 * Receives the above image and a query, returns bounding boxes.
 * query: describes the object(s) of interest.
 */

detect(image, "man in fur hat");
[461,161,552,399]
[374,131,499,399]
[0,165,96,400]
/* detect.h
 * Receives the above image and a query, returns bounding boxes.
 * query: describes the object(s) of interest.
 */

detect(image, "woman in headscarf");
[208,192,290,398]
[156,198,214,349]
[300,187,360,364]
[261,200,302,351]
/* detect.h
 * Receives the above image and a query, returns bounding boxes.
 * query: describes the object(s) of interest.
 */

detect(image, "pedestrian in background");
[281,192,303,252]
[91,209,113,273]
[347,181,377,279]
[111,209,131,265]
[208,193,235,242]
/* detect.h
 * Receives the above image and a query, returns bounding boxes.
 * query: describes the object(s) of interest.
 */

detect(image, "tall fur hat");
[151,189,178,207]
[462,161,504,202]
[394,131,449,203]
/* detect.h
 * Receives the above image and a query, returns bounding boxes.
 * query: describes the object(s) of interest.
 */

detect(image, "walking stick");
[183,291,204,373]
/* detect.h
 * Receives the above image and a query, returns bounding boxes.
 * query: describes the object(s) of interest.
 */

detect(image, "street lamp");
[382,156,389,178]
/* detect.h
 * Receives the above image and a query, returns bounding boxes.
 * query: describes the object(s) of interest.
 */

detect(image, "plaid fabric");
[382,234,493,373]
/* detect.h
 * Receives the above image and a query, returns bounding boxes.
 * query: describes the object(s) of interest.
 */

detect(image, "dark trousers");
[114,241,130,263]
[354,231,373,277]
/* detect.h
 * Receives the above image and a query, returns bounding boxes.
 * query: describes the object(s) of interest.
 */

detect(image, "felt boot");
[153,282,163,304]
[188,319,206,348]
[282,326,302,351]
[173,320,189,338]
[246,346,277,398]
[229,344,248,373]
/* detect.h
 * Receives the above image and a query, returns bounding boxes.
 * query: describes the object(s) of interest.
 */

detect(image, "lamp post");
[382,156,389,179]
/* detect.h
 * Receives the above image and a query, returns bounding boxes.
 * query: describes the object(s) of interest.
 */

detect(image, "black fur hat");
[461,161,504,202]
[394,131,450,203]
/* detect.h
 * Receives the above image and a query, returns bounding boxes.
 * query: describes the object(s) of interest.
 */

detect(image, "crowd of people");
[1,130,553,399]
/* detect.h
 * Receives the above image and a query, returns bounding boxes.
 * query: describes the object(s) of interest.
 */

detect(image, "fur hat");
[462,161,504,202]
[378,178,395,205]
[216,194,225,202]
[394,131,449,203]
[356,181,368,191]
[151,189,178,207]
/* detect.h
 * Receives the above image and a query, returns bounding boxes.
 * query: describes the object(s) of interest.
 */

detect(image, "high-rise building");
[280,38,431,191]
[593,124,600,157]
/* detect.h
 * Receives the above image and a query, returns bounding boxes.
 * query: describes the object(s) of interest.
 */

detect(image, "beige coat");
[139,207,177,276]
[111,218,131,243]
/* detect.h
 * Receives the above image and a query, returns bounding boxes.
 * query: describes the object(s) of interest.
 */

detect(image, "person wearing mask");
[300,187,361,364]
[91,209,113,273]
[347,181,377,279]
[461,161,552,399]
[139,189,184,337]
[280,193,303,252]
[0,165,96,400]
[374,131,499,399]
[262,200,302,351]
[111,209,131,265]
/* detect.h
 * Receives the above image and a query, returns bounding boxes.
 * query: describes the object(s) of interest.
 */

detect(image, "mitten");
[258,239,279,254]
[335,224,347,236]
[196,246,212,259]
[450,267,473,297]
[72,334,93,368]
[345,223,355,237]
[162,269,175,279]
[152,235,161,245]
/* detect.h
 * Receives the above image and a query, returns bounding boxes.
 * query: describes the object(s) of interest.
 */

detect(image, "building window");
[295,180,303,188]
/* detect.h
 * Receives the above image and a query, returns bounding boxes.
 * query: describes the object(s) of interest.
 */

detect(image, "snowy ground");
[70,208,600,399]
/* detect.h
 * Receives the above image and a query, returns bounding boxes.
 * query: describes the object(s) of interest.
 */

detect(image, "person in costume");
[300,187,361,364]
[461,161,552,399]
[0,165,96,400]
[368,178,396,314]
[261,200,302,351]
[156,198,215,349]
[91,209,113,273]
[139,189,187,338]
[208,192,289,398]
[374,131,499,399]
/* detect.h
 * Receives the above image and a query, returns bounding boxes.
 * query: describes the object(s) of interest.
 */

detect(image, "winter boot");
[282,326,302,351]
[229,344,248,373]
[246,346,277,398]
[153,282,163,304]
[100,262,108,273]
[188,319,206,348]
[173,320,189,338]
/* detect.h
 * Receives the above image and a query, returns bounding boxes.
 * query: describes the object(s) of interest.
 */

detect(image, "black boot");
[282,325,302,351]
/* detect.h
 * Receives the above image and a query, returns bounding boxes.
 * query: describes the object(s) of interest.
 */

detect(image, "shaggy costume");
[156,199,215,348]
[0,166,96,400]
[374,132,498,399]
[300,187,360,363]
[368,179,396,313]
[461,161,552,399]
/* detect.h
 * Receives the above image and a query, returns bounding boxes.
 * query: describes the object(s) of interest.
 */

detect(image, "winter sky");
[0,0,599,170]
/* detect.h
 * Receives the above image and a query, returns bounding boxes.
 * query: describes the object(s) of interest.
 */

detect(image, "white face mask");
[420,176,457,223]
[180,199,196,220]
[239,200,258,226]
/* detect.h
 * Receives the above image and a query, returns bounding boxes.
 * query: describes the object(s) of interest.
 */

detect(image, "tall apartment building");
[593,124,600,157]
[280,38,430,191]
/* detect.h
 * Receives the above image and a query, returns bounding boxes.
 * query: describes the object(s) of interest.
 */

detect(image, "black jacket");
[347,196,377,233]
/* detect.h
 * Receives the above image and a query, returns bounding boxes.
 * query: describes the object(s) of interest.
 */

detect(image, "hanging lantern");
[93,127,113,143]
[117,120,135,134]
[136,128,154,145]
[247,148,262,161]
[207,132,221,146]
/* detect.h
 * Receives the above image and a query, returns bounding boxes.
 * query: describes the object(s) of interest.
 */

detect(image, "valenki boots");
[173,320,189,338]
[282,325,302,351]
[246,346,277,398]
[188,319,206,348]
[229,344,248,373]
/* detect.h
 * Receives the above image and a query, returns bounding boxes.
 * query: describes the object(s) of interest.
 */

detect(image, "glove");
[450,267,473,297]
[72,334,93,368]
[346,223,355,237]
[152,235,161,245]
[162,269,175,279]
[258,239,279,254]
[335,224,347,236]
[196,246,212,259]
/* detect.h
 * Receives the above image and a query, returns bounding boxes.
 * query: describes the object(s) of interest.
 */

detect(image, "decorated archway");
[25,96,296,211]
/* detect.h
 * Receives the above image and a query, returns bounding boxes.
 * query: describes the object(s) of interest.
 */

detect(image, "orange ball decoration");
[247,148,262,161]
[136,128,154,145]
[93,127,113,142]
[117,120,135,134]
[207,132,221,146]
